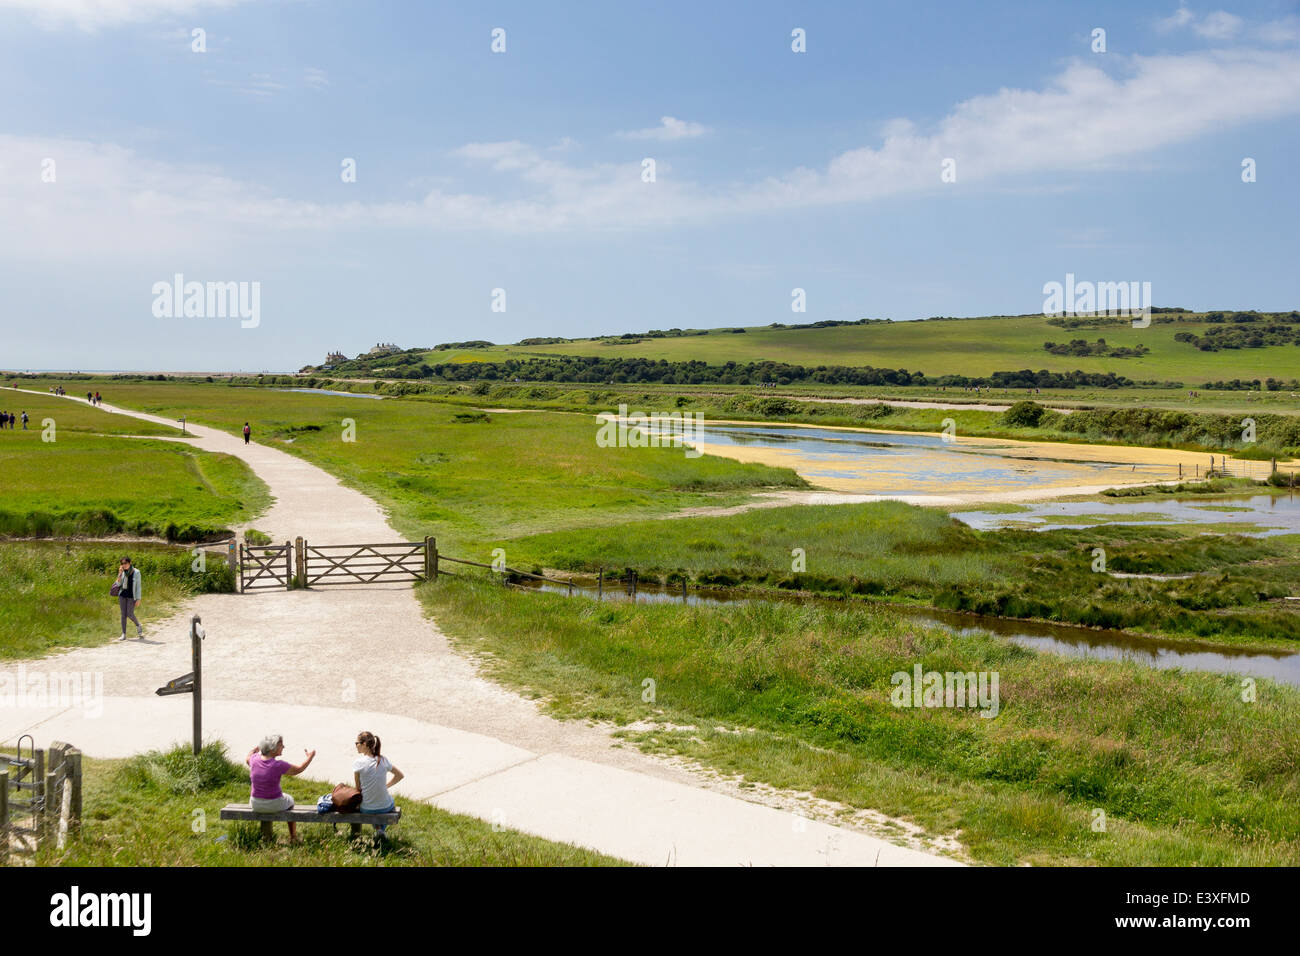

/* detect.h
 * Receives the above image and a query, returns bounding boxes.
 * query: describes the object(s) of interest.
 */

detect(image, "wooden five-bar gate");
[301,539,427,587]
[238,537,434,591]
[240,541,293,592]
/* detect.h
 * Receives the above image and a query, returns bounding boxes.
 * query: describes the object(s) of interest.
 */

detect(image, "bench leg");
[261,821,274,841]
[349,823,361,838]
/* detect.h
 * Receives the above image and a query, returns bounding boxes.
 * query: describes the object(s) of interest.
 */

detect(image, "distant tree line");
[413,356,1139,389]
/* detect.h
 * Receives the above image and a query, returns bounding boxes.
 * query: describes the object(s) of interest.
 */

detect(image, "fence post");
[0,767,8,866]
[68,749,82,837]
[33,749,45,846]
[192,615,204,756]
[227,538,237,570]
[295,537,305,588]
[284,542,292,590]
[239,543,246,593]
[430,538,438,578]
[597,569,603,600]
[43,770,57,846]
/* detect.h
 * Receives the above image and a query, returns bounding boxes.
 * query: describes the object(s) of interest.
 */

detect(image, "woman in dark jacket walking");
[114,556,144,640]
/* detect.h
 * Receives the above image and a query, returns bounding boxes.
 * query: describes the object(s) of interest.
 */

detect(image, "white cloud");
[1158,7,1244,40]
[0,0,253,31]
[3,47,1300,255]
[304,67,329,90]
[617,116,711,141]
[1158,6,1195,31]
[1196,11,1243,39]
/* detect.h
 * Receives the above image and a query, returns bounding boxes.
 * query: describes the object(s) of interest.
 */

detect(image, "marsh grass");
[501,501,1300,647]
[422,576,1300,866]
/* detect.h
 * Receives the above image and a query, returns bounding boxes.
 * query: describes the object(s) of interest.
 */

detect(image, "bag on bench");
[330,783,362,812]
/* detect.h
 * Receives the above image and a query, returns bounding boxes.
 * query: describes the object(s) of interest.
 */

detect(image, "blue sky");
[1,0,1298,372]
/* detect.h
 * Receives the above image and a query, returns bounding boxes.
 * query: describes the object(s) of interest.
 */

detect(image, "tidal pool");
[955,494,1300,537]
[689,423,1176,497]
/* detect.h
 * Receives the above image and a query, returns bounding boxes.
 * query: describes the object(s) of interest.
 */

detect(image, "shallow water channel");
[523,579,1300,687]
[274,388,384,399]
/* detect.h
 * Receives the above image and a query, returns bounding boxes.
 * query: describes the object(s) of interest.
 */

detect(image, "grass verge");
[36,743,625,867]
[0,542,235,658]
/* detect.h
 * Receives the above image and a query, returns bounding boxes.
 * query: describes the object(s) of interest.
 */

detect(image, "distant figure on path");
[247,734,316,842]
[114,555,144,640]
[20,411,27,429]
[353,730,403,835]
[95,391,101,405]
[87,391,93,403]
[243,421,251,444]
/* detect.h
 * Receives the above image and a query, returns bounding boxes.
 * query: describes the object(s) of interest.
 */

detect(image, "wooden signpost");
[155,614,205,755]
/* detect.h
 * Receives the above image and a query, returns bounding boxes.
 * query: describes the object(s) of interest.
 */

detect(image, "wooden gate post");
[295,537,305,588]
[42,771,57,845]
[427,537,438,578]
[33,748,44,843]
[192,615,204,756]
[68,749,82,837]
[284,542,292,590]
[0,767,9,866]
[239,543,246,593]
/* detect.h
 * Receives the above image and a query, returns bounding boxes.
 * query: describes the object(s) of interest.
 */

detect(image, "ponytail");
[358,730,382,762]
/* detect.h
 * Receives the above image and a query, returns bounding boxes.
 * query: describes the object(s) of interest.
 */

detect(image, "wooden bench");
[219,803,401,840]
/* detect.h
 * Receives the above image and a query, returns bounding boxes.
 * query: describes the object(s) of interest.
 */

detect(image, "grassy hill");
[408,312,1300,385]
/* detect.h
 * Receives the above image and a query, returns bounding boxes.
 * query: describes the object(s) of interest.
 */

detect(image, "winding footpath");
[2,389,959,866]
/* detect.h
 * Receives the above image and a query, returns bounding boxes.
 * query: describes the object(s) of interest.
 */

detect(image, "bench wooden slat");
[219,803,400,824]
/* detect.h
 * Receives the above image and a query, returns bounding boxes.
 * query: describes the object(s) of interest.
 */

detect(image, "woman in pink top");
[247,733,315,842]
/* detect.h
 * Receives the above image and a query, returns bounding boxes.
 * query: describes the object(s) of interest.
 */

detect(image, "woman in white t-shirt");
[353,730,403,833]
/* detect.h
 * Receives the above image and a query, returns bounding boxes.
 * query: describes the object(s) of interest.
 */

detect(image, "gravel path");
[4,389,959,867]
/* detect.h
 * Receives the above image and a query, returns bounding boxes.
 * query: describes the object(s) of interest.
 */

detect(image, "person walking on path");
[247,734,316,843]
[353,730,403,835]
[243,421,251,444]
[114,556,144,640]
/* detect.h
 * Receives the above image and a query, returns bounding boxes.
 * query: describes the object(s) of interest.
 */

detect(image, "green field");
[7,378,1297,867]
[415,314,1300,384]
[422,576,1300,866]
[32,381,804,553]
[0,389,269,540]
